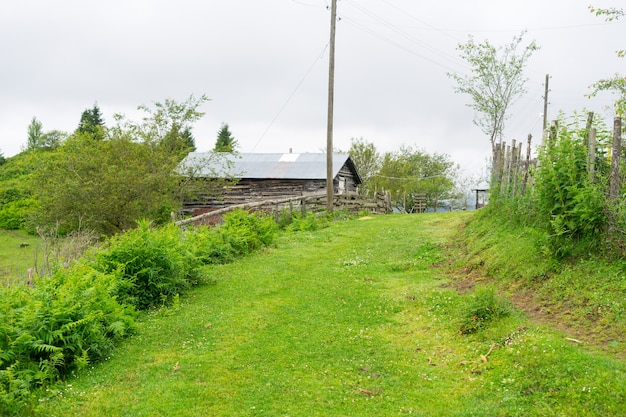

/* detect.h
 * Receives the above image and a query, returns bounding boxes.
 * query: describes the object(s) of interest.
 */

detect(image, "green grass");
[27,213,626,416]
[456,210,626,358]
[0,229,40,283]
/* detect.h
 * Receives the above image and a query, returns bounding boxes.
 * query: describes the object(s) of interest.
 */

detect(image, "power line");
[341,0,468,72]
[250,43,329,152]
[438,21,621,34]
[377,0,464,43]
[340,16,463,73]
[289,0,325,8]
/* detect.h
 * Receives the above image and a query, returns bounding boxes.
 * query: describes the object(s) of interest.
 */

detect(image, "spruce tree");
[214,123,238,152]
[77,103,105,139]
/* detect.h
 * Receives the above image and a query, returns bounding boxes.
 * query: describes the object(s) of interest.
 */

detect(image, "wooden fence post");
[609,117,622,201]
[512,141,523,198]
[584,112,594,149]
[588,127,597,182]
[301,198,307,216]
[500,143,511,195]
[548,120,558,150]
[521,134,532,196]
[492,143,502,186]
[508,140,516,195]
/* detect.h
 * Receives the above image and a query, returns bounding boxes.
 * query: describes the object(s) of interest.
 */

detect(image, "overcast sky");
[1,0,624,178]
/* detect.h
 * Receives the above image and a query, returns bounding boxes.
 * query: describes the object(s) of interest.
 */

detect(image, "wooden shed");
[178,152,362,215]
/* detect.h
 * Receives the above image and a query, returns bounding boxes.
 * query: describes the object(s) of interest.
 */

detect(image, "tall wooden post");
[608,117,622,237]
[326,0,337,213]
[542,74,550,133]
[588,127,596,182]
[521,134,532,196]
[609,117,622,202]
[584,112,594,149]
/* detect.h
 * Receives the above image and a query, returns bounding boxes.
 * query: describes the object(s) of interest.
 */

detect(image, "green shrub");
[533,126,610,257]
[91,220,200,310]
[0,264,135,414]
[284,211,329,233]
[217,209,277,256]
[276,208,295,230]
[0,199,38,230]
[184,225,237,265]
[459,286,513,335]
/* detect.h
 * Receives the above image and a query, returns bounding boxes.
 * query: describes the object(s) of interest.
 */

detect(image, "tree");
[77,103,106,139]
[214,123,238,152]
[26,117,65,151]
[114,94,207,159]
[0,151,46,230]
[39,130,66,149]
[347,137,381,195]
[375,146,457,212]
[419,153,459,211]
[588,6,625,116]
[161,125,196,158]
[122,95,208,143]
[32,134,180,235]
[448,32,539,159]
[30,95,228,235]
[26,117,44,150]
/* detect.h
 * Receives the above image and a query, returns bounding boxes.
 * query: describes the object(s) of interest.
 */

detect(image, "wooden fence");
[175,191,392,227]
[492,115,623,200]
[492,134,536,198]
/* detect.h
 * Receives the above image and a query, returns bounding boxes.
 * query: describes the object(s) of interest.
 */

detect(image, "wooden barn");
[178,152,362,215]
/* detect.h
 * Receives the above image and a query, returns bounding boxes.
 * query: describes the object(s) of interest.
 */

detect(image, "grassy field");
[0,229,40,283]
[29,212,626,416]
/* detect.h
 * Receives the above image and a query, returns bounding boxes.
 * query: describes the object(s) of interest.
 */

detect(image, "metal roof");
[178,152,361,183]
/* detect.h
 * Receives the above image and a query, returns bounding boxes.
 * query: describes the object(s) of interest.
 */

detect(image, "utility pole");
[542,73,550,134]
[326,0,337,213]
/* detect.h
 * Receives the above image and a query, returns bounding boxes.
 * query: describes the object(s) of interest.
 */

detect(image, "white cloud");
[1,0,624,178]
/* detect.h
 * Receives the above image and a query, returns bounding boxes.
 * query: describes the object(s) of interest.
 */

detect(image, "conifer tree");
[214,123,238,152]
[77,103,106,139]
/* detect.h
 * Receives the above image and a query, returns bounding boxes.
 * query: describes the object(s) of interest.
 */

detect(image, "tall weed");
[459,285,513,335]
[534,126,610,257]
[283,211,330,233]
[217,209,277,255]
[491,112,615,258]
[91,220,200,310]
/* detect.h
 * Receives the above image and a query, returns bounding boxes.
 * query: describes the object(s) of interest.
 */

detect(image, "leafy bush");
[0,264,135,414]
[459,286,513,334]
[533,123,611,257]
[0,199,38,230]
[489,112,617,259]
[90,211,277,310]
[184,225,238,265]
[217,209,277,256]
[283,211,330,233]
[91,220,200,310]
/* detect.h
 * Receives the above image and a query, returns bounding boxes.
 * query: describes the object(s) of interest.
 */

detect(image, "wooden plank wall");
[176,191,393,227]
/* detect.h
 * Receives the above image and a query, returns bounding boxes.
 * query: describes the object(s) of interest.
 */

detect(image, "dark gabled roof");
[178,152,362,184]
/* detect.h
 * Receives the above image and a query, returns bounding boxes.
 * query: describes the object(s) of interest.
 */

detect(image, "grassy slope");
[0,229,40,283]
[455,210,626,358]
[32,213,625,416]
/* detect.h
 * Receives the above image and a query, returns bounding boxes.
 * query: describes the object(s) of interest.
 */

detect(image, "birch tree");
[448,32,539,159]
